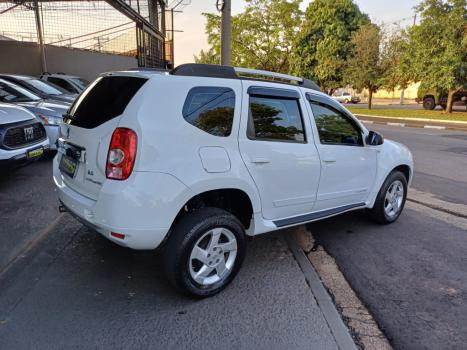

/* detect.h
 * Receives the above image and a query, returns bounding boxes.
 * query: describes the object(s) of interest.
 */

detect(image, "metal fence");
[0,0,172,69]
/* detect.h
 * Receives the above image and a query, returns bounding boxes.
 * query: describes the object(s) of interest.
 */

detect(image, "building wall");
[362,82,421,100]
[0,41,137,81]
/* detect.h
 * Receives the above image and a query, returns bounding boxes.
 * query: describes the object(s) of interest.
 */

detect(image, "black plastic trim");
[170,64,320,91]
[0,119,47,150]
[247,86,300,99]
[171,64,238,79]
[273,202,366,227]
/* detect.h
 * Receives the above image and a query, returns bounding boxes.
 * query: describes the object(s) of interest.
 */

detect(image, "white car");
[53,64,413,297]
[0,103,49,169]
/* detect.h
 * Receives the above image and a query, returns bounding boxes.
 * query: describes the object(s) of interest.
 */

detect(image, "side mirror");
[367,130,384,146]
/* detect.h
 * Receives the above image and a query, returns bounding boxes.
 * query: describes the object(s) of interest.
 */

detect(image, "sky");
[173,0,421,65]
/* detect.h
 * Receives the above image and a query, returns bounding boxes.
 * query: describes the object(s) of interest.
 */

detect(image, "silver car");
[0,103,49,169]
[0,78,69,149]
[332,92,361,104]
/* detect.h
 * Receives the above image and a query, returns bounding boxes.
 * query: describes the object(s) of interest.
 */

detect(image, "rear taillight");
[106,128,137,180]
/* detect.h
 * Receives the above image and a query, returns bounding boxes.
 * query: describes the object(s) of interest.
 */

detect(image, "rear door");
[238,81,321,221]
[57,75,147,200]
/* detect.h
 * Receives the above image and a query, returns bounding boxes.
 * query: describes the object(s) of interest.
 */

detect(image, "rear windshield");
[66,76,147,129]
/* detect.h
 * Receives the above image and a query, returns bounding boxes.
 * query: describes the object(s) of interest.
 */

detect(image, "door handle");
[251,157,270,164]
[322,159,336,164]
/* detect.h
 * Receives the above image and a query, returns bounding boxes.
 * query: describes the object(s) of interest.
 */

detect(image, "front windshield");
[27,79,65,95]
[70,78,90,90]
[0,81,41,102]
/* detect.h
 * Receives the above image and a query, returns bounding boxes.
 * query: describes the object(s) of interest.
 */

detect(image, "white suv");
[53,64,413,297]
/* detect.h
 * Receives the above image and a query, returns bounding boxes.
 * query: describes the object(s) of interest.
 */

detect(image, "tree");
[344,23,384,109]
[407,0,467,113]
[290,0,369,93]
[380,29,414,95]
[194,0,302,73]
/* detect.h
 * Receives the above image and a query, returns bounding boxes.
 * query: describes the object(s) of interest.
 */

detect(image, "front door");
[306,95,377,211]
[238,82,321,220]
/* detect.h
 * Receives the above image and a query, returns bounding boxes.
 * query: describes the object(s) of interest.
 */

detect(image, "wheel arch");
[170,187,257,233]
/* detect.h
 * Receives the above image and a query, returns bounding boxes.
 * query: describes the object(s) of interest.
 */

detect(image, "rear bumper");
[53,157,192,250]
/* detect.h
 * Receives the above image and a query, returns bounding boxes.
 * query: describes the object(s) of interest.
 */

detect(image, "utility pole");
[34,0,47,73]
[217,0,231,66]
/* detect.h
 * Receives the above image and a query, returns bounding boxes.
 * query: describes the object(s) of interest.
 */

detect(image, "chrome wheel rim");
[384,180,404,218]
[189,227,237,286]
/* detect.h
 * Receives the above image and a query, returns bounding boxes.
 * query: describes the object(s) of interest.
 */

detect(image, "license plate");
[27,147,44,159]
[59,155,78,178]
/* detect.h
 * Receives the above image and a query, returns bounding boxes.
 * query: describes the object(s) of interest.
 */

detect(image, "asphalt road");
[371,124,467,206]
[0,158,341,349]
[0,217,339,350]
[310,125,467,350]
[0,153,58,270]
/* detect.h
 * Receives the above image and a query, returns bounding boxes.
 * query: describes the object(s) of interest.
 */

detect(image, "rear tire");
[367,171,407,225]
[163,207,246,298]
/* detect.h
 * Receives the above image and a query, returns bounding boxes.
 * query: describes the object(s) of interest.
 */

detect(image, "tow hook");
[59,205,67,213]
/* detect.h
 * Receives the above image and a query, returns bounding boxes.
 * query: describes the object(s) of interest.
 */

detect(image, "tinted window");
[67,76,147,129]
[182,87,235,137]
[48,77,76,93]
[27,79,65,95]
[70,78,90,90]
[248,96,305,142]
[309,102,362,145]
[0,81,41,102]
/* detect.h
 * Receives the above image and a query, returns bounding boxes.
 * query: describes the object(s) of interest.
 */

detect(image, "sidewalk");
[354,113,467,132]
[0,213,356,350]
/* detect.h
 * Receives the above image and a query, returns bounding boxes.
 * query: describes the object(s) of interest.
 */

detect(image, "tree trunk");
[446,89,457,114]
[368,89,373,110]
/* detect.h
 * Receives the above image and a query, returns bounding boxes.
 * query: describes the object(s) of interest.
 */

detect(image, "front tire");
[422,96,436,110]
[163,207,246,298]
[367,171,407,224]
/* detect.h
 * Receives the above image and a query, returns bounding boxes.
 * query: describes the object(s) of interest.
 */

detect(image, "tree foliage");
[344,23,384,109]
[194,0,302,73]
[407,0,467,113]
[380,29,414,91]
[290,0,369,92]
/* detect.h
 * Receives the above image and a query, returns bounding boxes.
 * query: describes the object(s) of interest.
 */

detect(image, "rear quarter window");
[67,76,147,129]
[182,87,235,137]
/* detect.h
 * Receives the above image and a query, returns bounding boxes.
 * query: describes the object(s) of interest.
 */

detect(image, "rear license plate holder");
[59,154,78,178]
[27,147,44,160]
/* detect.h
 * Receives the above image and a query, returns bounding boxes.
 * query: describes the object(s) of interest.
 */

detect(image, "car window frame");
[247,87,307,144]
[182,86,236,138]
[306,93,364,147]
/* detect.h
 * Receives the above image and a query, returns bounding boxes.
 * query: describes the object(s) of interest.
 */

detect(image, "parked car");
[40,73,90,94]
[0,78,69,149]
[0,103,49,169]
[54,64,413,297]
[0,74,77,103]
[416,84,467,110]
[332,91,360,104]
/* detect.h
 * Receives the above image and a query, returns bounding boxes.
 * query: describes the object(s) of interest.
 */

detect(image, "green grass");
[347,107,467,122]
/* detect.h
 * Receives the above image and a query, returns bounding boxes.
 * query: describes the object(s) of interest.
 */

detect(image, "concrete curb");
[354,114,467,131]
[286,233,359,350]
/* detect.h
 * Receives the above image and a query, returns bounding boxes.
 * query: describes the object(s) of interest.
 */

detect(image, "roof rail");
[170,64,320,91]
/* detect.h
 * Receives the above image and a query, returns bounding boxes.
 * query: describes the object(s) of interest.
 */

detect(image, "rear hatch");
[58,75,147,200]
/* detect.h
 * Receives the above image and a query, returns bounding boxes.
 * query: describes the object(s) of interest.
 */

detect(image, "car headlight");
[37,114,62,126]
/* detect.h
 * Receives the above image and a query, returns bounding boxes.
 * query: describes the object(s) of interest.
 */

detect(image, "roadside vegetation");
[347,107,467,122]
[195,0,466,114]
